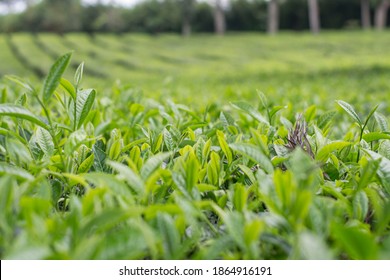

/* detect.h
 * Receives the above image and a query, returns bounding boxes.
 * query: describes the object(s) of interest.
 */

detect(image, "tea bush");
[1,49,389,259]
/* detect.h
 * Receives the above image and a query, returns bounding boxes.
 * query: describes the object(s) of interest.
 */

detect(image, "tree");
[361,0,371,29]
[375,0,390,29]
[267,0,279,34]
[41,0,82,33]
[214,0,226,35]
[308,0,320,33]
[181,0,195,36]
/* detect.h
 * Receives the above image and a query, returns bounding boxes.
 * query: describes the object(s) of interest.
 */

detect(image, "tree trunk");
[267,0,279,34]
[361,0,371,29]
[308,0,320,34]
[181,0,194,37]
[182,20,191,37]
[214,0,226,35]
[375,0,390,30]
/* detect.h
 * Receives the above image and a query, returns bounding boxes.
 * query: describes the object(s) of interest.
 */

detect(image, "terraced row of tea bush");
[0,48,389,259]
[1,32,390,110]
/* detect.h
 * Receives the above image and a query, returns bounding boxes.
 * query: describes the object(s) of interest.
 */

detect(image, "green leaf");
[238,164,256,184]
[79,209,135,240]
[121,138,148,153]
[362,132,390,142]
[336,100,362,125]
[36,127,54,158]
[152,133,163,153]
[107,160,144,195]
[216,130,233,164]
[0,162,34,181]
[379,140,390,159]
[207,151,220,186]
[196,183,218,192]
[363,149,390,194]
[230,143,273,174]
[358,159,380,190]
[163,128,175,151]
[362,104,379,131]
[297,231,332,260]
[64,129,88,156]
[92,140,107,172]
[60,78,76,100]
[352,191,369,221]
[316,141,352,162]
[77,153,95,174]
[74,89,96,129]
[140,152,172,180]
[304,105,317,123]
[5,138,32,165]
[74,62,84,88]
[233,184,247,212]
[244,219,264,247]
[231,101,269,125]
[83,173,133,198]
[220,111,236,127]
[42,52,72,102]
[332,223,378,260]
[16,93,27,107]
[157,213,181,260]
[220,211,246,250]
[0,103,49,130]
[269,105,286,119]
[108,140,121,160]
[374,112,388,132]
[317,111,336,130]
[185,152,199,190]
[202,139,211,161]
[257,91,268,108]
[5,75,34,93]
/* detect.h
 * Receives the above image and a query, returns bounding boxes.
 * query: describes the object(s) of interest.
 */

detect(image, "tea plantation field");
[0,32,390,260]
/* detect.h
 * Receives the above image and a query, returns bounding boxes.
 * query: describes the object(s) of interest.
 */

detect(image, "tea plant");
[0,53,390,260]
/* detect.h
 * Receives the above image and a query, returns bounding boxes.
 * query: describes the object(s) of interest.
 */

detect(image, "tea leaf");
[216,130,233,164]
[5,75,34,93]
[231,101,269,125]
[36,127,54,158]
[0,104,49,130]
[316,141,352,162]
[332,223,378,260]
[230,143,273,174]
[77,153,95,174]
[362,132,390,142]
[140,152,172,180]
[107,160,144,195]
[374,112,388,132]
[74,62,84,88]
[75,89,96,129]
[60,78,76,100]
[42,52,72,102]
[336,100,362,125]
[0,162,34,181]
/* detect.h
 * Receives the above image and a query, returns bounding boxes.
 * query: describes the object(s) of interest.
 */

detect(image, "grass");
[0,31,389,260]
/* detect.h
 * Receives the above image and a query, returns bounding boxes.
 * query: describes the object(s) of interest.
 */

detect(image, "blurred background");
[0,0,388,34]
[0,1,389,108]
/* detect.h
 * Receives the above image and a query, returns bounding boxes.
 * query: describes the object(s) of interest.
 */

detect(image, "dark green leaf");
[42,52,72,102]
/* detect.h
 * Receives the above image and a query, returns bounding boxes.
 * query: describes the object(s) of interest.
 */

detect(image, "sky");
[82,0,142,7]
[0,0,142,14]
